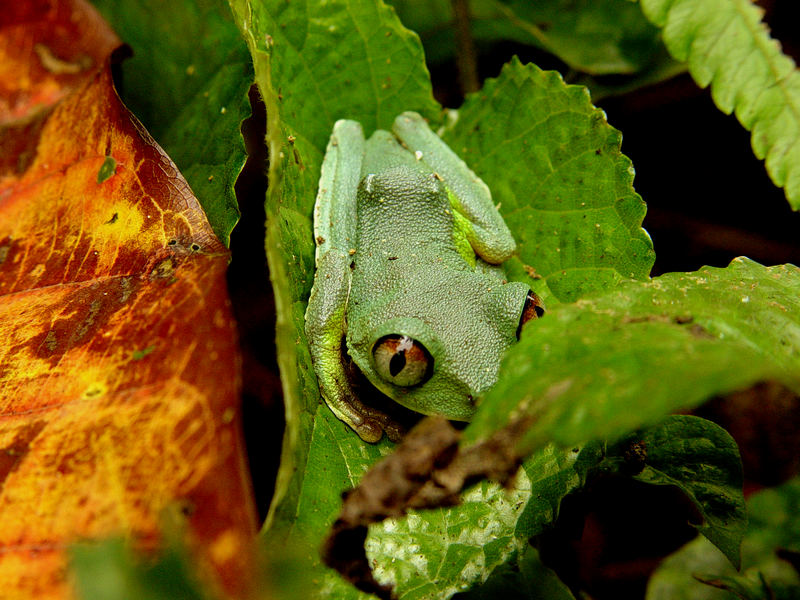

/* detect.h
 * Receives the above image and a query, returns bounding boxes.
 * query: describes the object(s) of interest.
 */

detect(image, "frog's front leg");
[392,111,516,264]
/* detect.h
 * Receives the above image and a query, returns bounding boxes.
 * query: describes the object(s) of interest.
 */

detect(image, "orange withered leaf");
[0,3,257,599]
[0,0,120,125]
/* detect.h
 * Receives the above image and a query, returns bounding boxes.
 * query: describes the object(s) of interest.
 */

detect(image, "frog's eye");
[517,291,545,339]
[372,335,433,387]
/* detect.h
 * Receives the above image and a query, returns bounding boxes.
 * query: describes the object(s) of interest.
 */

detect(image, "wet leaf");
[0,4,256,597]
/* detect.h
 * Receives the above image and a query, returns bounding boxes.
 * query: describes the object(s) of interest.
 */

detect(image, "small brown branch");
[322,415,531,599]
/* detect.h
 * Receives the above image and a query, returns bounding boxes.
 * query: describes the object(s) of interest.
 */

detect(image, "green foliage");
[647,478,800,600]
[640,0,800,210]
[364,416,745,597]
[222,0,799,596]
[454,545,577,600]
[466,259,800,453]
[387,0,683,98]
[91,0,252,245]
[442,58,654,302]
[81,0,800,598]
[611,416,747,568]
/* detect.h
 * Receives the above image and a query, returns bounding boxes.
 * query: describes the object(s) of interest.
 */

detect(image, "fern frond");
[641,0,800,210]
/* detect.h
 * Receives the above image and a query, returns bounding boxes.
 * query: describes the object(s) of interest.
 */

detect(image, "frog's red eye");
[517,291,545,339]
[372,335,433,387]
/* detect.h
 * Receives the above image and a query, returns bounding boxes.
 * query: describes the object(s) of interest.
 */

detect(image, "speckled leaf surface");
[466,258,800,453]
[443,59,655,303]
[366,478,532,600]
[365,442,604,599]
[91,0,253,246]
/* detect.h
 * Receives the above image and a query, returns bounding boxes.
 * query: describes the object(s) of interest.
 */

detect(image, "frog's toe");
[384,421,406,443]
[355,419,384,443]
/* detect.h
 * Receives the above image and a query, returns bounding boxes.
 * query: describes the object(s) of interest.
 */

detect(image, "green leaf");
[443,58,655,303]
[454,545,577,600]
[365,443,603,599]
[91,0,252,246]
[280,407,392,599]
[497,0,665,76]
[647,536,733,600]
[611,416,746,568]
[745,480,800,557]
[639,0,800,210]
[646,478,800,600]
[466,258,800,452]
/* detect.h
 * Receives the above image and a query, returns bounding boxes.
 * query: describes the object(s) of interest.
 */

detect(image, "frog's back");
[356,163,464,256]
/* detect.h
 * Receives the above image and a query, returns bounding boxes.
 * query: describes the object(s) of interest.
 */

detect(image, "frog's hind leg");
[392,111,516,264]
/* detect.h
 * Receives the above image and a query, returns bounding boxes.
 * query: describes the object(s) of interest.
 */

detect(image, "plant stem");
[451,0,480,95]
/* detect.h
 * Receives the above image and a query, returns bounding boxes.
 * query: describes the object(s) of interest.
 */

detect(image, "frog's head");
[347,284,545,420]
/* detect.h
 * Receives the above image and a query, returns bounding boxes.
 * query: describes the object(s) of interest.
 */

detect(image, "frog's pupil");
[389,350,406,377]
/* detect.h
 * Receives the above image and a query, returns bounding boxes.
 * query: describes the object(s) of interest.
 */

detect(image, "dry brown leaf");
[0,2,257,598]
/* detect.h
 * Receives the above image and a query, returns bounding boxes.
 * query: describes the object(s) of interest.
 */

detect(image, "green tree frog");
[305,112,544,442]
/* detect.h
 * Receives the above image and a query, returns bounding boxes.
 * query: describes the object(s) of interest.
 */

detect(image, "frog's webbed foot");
[346,394,406,443]
[320,384,404,443]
